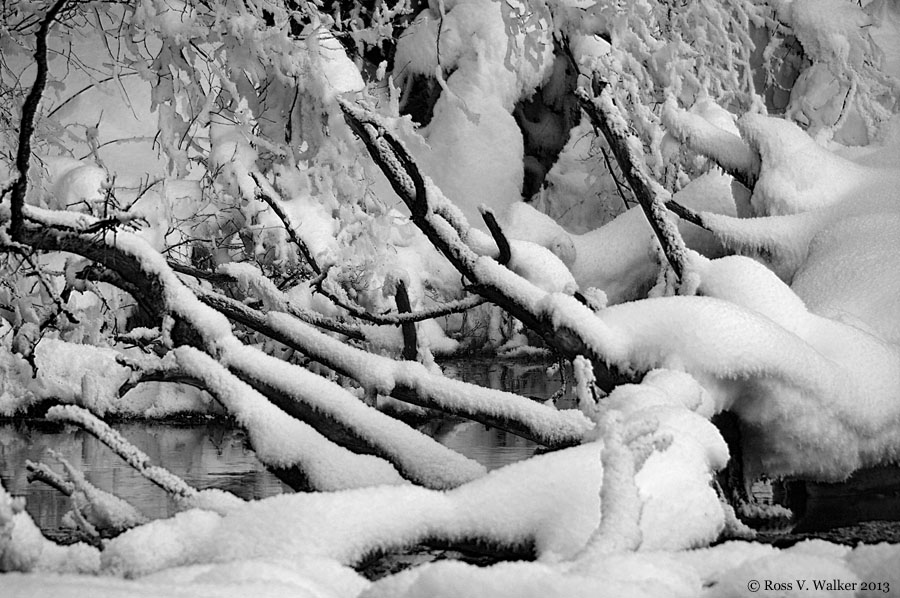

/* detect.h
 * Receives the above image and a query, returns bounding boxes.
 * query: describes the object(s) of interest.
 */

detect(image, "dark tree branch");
[394,279,418,361]
[118,368,208,398]
[665,199,708,229]
[249,172,321,275]
[314,269,486,326]
[480,207,511,266]
[599,145,634,210]
[9,0,71,241]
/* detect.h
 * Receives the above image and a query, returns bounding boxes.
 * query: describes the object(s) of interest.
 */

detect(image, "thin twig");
[249,172,321,274]
[315,275,485,326]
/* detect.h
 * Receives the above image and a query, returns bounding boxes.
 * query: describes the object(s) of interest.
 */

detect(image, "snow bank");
[393,0,554,229]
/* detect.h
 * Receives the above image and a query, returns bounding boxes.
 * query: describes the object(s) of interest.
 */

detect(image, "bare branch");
[480,207,511,266]
[9,0,71,241]
[395,279,418,361]
[313,273,486,326]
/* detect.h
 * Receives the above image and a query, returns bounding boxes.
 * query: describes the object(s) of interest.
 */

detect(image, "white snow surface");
[393,0,554,230]
[6,4,900,597]
[169,347,409,491]
[0,338,212,418]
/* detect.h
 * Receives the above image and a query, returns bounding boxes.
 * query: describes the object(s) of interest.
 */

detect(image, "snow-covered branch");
[195,285,593,448]
[46,405,199,502]
[575,85,688,280]
[25,461,74,497]
[9,207,484,489]
[661,99,760,189]
[339,99,635,390]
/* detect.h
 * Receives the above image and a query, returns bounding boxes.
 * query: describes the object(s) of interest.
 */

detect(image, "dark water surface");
[3,358,899,543]
[0,420,286,533]
[0,360,556,534]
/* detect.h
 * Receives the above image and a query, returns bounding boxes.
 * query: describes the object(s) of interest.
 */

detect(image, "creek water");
[2,358,899,542]
[0,359,560,535]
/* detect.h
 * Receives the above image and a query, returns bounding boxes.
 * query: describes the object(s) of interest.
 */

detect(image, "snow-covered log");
[8,208,484,489]
[194,286,593,448]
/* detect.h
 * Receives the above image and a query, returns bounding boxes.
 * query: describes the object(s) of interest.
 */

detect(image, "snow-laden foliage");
[2,0,900,596]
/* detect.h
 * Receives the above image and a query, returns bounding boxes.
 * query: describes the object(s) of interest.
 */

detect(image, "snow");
[507,239,578,294]
[567,170,736,304]
[0,338,212,418]
[50,394,720,580]
[164,347,410,492]
[393,0,554,230]
[217,338,487,490]
[500,202,577,266]
[1,484,100,574]
[662,97,760,181]
[4,2,900,596]
[737,113,873,215]
[313,28,366,98]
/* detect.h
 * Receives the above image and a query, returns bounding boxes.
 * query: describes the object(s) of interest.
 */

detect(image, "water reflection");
[3,357,900,540]
[434,358,573,469]
[0,420,288,533]
[793,466,900,533]
[441,358,572,407]
[0,360,562,534]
